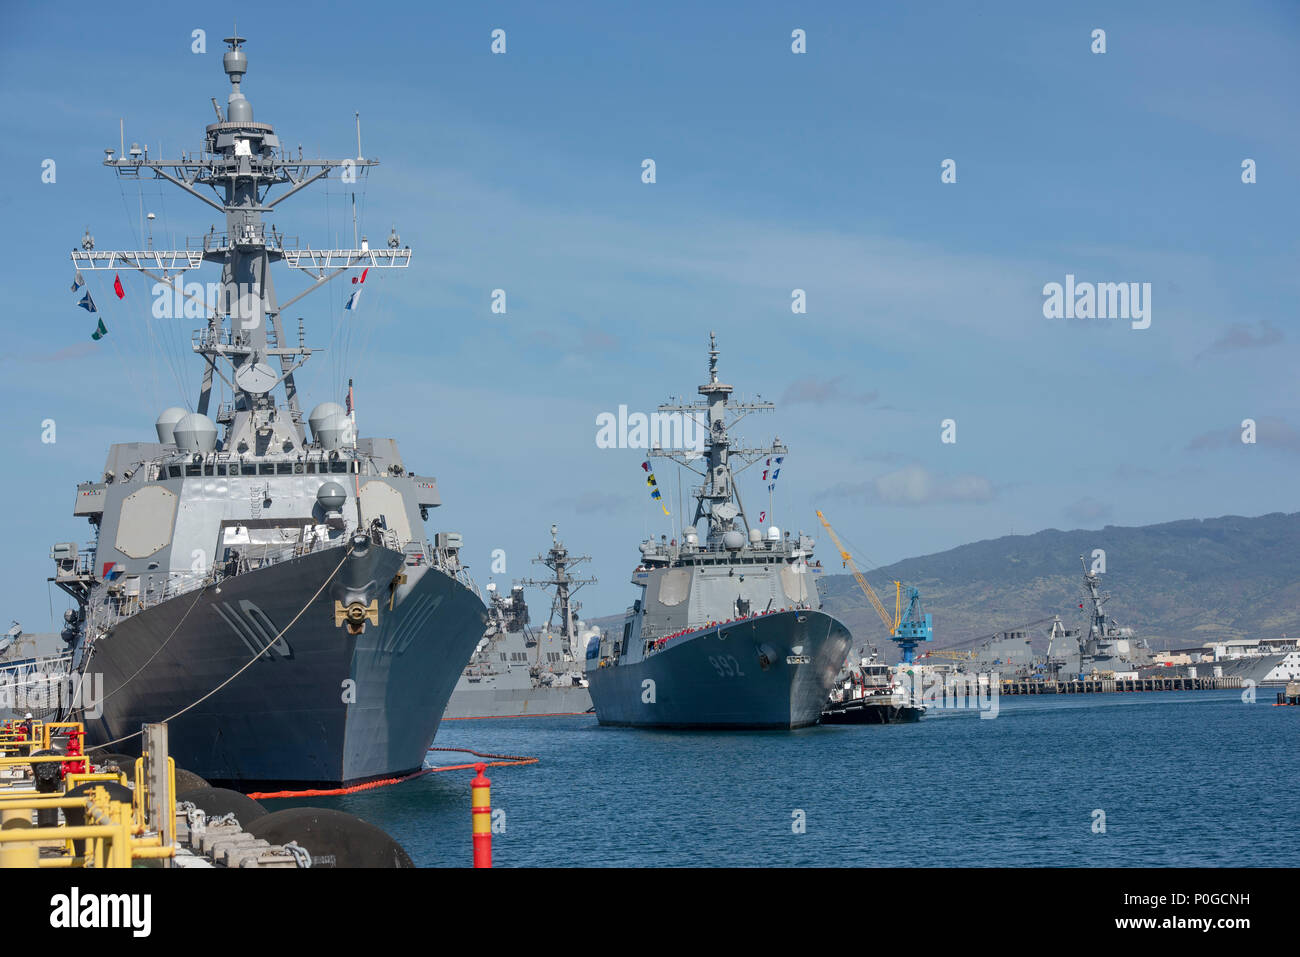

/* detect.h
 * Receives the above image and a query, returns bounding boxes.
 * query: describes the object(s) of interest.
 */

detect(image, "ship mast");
[1080,555,1117,647]
[70,33,411,452]
[520,524,595,656]
[653,332,785,542]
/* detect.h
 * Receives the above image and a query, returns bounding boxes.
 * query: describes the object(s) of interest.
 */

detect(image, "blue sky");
[2,1,1297,631]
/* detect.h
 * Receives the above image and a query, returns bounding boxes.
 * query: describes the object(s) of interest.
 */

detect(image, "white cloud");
[826,464,996,507]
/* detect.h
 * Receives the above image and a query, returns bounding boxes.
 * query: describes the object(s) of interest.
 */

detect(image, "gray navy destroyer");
[586,334,852,728]
[48,34,487,788]
[443,525,596,719]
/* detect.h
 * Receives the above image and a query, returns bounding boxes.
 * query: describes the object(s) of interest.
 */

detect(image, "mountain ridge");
[817,511,1300,658]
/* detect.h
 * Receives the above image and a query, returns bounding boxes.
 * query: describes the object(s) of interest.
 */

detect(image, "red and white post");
[471,762,492,868]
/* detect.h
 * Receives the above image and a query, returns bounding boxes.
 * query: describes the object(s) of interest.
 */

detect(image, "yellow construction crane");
[815,510,900,636]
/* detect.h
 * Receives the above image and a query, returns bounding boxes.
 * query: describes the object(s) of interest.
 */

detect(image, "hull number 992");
[708,654,745,678]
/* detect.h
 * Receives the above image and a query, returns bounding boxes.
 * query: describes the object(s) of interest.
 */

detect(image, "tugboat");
[820,649,925,724]
[586,334,852,729]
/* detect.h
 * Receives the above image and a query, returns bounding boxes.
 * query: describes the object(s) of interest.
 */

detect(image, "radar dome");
[316,481,347,512]
[227,96,253,124]
[172,413,218,454]
[723,530,745,550]
[748,528,762,544]
[155,407,188,444]
[316,413,350,451]
[308,402,346,443]
[767,526,782,542]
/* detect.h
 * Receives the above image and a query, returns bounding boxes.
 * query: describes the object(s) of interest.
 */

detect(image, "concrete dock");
[999,675,1244,695]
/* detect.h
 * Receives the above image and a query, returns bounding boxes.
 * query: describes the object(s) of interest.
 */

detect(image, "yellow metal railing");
[40,722,86,751]
[134,755,176,838]
[0,786,175,868]
[0,721,178,868]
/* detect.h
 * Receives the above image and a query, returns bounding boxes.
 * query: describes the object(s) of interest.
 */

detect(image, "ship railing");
[105,536,345,615]
[192,328,255,351]
[641,539,818,562]
[430,558,481,598]
[186,228,300,253]
[218,535,344,581]
[369,525,403,551]
[0,653,74,688]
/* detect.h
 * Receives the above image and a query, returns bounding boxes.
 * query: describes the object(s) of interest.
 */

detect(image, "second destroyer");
[586,334,852,729]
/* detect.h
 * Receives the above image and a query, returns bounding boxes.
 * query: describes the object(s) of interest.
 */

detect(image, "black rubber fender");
[176,786,268,824]
[245,807,413,868]
[172,767,210,794]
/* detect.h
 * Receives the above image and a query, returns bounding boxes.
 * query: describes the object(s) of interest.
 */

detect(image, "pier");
[999,675,1243,695]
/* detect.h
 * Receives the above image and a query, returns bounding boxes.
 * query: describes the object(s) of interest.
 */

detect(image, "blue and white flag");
[70,270,85,292]
[345,267,368,311]
[77,291,97,313]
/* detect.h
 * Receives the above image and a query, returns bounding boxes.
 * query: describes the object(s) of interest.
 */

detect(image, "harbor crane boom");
[815,510,900,634]
[815,510,933,663]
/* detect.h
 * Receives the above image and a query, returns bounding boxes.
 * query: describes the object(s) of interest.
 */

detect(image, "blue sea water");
[266,690,1297,867]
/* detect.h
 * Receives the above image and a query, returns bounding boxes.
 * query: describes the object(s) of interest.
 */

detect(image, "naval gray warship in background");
[0,624,71,723]
[443,525,596,718]
[1045,558,1298,685]
[586,334,852,728]
[47,35,487,788]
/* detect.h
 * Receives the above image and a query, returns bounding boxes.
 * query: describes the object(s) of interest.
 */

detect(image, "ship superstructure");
[48,34,487,788]
[444,525,596,718]
[586,334,852,728]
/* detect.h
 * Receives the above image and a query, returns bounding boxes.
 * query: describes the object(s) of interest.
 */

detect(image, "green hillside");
[819,512,1300,659]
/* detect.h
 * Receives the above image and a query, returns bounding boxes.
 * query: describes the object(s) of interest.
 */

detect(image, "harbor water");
[267,690,1296,867]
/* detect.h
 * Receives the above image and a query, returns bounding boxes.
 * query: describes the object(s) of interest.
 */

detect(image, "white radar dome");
[155,407,188,444]
[316,481,347,512]
[308,402,347,444]
[172,413,218,454]
[316,412,350,451]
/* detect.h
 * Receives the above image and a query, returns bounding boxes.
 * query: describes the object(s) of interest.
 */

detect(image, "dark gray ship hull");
[83,541,487,790]
[443,683,593,719]
[587,610,851,729]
